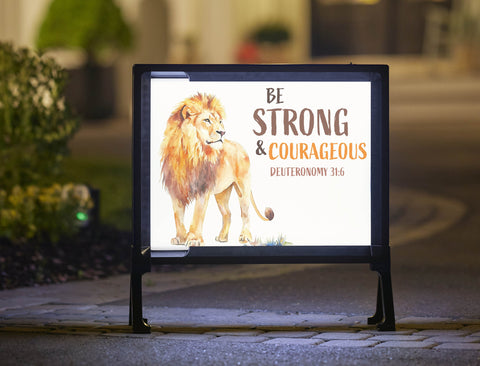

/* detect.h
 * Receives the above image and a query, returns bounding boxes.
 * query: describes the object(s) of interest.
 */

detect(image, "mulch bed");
[0,226,200,290]
[0,225,132,290]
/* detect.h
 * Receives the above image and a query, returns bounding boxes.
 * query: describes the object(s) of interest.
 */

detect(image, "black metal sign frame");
[130,64,394,333]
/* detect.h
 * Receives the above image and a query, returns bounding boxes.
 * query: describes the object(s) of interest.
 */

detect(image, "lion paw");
[187,239,203,247]
[186,233,204,247]
[239,229,252,244]
[215,235,228,242]
[171,237,186,245]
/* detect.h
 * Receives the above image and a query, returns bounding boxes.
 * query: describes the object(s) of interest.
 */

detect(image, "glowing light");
[76,212,89,222]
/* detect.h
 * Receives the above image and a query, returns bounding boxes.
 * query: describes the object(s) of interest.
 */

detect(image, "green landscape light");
[76,212,89,222]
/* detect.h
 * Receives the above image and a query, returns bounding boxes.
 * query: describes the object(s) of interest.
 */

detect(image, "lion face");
[181,102,226,152]
[193,110,225,151]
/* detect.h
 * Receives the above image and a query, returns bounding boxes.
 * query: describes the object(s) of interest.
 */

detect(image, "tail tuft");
[265,207,274,221]
[250,191,274,222]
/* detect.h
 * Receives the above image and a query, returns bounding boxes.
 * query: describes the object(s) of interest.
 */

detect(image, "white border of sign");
[149,80,372,250]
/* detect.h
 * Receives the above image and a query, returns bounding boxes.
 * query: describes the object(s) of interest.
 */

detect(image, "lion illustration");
[160,93,274,247]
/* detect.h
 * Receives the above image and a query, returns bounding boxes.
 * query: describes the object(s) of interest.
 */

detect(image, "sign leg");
[368,278,384,325]
[376,269,395,331]
[368,270,395,331]
[130,270,151,333]
[369,246,396,331]
[129,244,151,333]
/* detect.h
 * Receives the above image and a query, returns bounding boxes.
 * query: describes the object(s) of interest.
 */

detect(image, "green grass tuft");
[255,234,291,246]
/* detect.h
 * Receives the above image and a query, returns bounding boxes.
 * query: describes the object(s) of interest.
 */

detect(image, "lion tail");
[250,192,274,221]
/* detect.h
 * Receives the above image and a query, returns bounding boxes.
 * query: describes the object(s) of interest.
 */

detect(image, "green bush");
[251,23,291,44]
[0,42,79,189]
[36,0,133,64]
[0,183,93,243]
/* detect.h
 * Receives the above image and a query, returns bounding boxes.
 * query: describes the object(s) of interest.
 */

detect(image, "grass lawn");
[59,156,132,231]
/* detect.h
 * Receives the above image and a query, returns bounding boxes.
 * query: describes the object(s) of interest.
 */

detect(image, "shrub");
[0,183,93,243]
[36,0,133,65]
[0,42,79,190]
[251,23,291,44]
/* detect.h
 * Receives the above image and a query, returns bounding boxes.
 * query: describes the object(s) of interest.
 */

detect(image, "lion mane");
[160,93,225,206]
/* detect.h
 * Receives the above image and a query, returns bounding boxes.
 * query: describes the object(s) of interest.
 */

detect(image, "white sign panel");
[150,79,371,250]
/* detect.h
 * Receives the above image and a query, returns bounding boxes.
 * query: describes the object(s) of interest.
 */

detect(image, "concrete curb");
[1,306,479,350]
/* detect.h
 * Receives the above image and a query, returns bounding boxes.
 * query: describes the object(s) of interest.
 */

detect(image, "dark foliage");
[0,225,131,290]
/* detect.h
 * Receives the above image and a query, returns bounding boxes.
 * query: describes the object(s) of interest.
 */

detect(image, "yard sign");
[131,64,394,333]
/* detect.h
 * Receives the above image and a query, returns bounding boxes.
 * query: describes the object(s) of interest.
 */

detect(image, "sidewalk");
[1,301,480,350]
